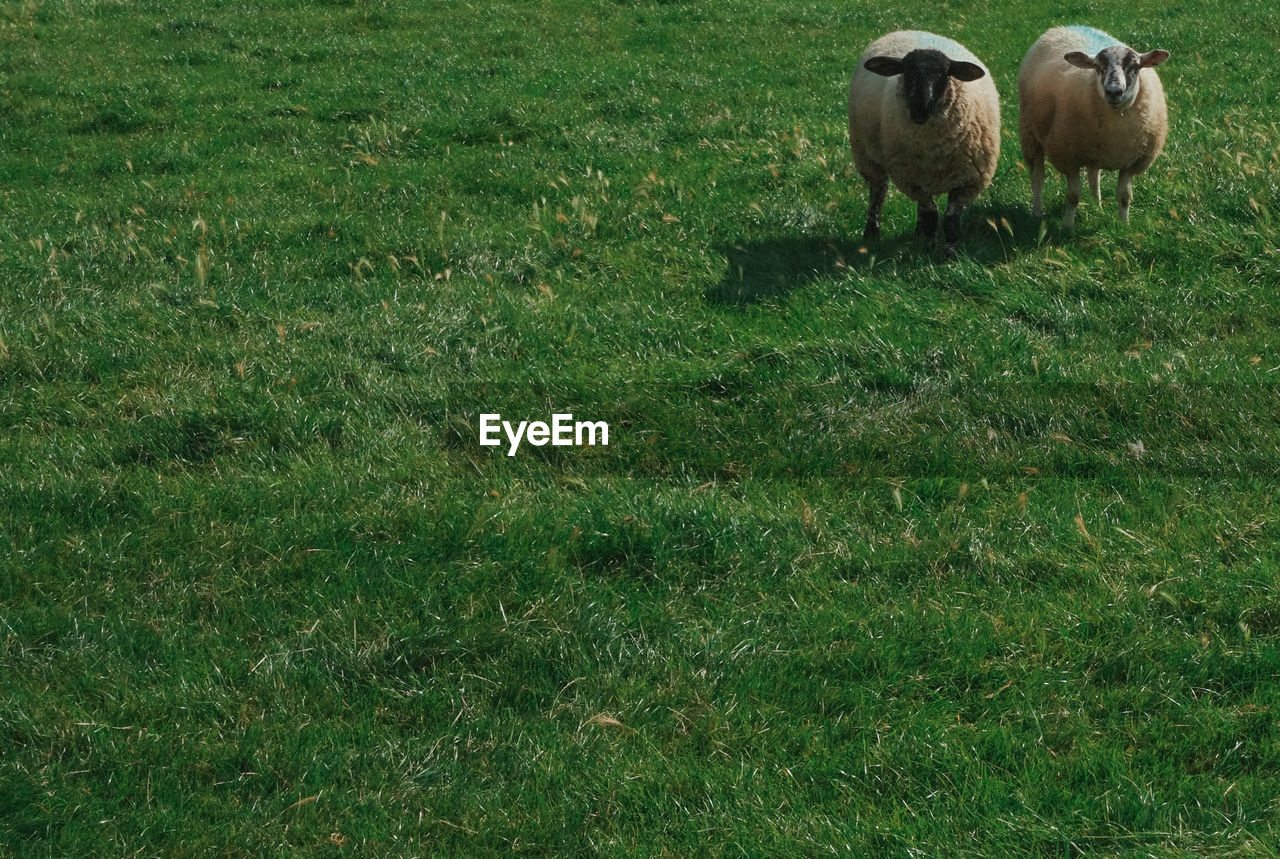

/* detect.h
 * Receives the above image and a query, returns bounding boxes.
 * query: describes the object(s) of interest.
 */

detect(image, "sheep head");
[1063,45,1170,110]
[864,49,986,125]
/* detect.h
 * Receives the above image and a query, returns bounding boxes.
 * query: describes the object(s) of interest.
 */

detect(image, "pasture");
[2,0,1279,853]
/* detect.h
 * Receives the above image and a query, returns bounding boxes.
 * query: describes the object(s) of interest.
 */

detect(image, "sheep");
[848,30,1001,259]
[1018,26,1170,229]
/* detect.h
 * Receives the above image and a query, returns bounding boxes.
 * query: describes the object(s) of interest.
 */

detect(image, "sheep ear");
[948,61,985,82]
[1063,52,1097,70]
[864,56,904,77]
[1139,49,1170,68]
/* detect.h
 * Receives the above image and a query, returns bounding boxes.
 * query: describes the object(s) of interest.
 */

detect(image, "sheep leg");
[1117,170,1135,223]
[1026,150,1045,217]
[863,176,888,241]
[1061,170,1082,230]
[1087,169,1101,204]
[914,199,939,245]
[942,193,967,261]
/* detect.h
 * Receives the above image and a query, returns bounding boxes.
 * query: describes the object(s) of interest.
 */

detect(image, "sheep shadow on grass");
[707,204,1044,306]
[706,237,870,306]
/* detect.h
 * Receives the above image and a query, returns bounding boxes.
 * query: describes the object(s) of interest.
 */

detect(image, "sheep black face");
[864,49,987,125]
[1063,46,1170,110]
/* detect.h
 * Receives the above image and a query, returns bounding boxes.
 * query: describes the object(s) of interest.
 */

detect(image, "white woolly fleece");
[1018,26,1168,176]
[848,30,1001,207]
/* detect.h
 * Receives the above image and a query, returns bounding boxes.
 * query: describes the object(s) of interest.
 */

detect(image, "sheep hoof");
[943,245,959,262]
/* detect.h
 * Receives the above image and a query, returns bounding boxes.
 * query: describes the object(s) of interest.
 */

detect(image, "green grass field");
[3,0,1280,854]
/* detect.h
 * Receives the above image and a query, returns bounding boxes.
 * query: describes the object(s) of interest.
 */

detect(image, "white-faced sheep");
[1018,26,1170,229]
[848,30,1001,259]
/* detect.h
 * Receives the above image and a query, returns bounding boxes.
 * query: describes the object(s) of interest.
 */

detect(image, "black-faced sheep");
[848,30,1001,259]
[1018,26,1170,228]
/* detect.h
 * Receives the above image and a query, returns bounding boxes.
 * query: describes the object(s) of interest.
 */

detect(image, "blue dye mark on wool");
[904,31,974,62]
[1065,26,1121,54]
[913,31,957,51]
